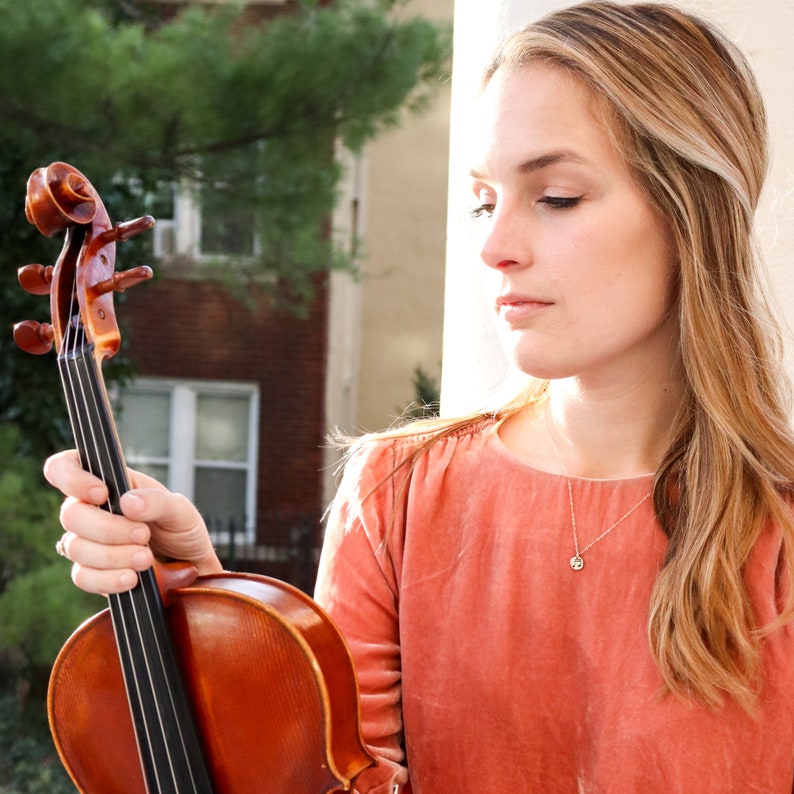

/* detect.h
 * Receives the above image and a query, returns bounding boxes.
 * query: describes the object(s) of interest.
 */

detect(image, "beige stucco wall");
[442,0,794,415]
[355,0,453,433]
[327,0,454,440]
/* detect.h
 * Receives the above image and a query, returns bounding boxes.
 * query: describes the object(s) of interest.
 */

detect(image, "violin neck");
[58,343,215,793]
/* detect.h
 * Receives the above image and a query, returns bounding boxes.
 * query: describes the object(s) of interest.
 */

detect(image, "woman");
[46,3,794,791]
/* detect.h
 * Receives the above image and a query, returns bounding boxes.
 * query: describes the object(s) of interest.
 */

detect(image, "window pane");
[117,391,170,458]
[194,468,247,532]
[200,189,256,256]
[133,463,169,486]
[195,395,249,462]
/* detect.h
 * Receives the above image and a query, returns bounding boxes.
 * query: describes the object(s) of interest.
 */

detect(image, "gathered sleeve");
[314,438,411,793]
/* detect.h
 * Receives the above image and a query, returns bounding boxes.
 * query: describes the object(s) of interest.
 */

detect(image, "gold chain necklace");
[545,410,652,571]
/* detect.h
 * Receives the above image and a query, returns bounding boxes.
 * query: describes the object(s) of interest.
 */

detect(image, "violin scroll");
[13,162,155,359]
[25,162,98,238]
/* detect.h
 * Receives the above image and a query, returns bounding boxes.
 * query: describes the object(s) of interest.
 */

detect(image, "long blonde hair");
[356,2,794,710]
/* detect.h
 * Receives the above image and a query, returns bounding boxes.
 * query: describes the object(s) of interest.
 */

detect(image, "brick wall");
[119,274,329,587]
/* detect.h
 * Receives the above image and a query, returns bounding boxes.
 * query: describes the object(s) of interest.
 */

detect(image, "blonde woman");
[47,3,794,791]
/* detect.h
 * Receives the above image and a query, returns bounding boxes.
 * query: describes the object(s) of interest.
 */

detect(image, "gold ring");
[55,536,68,558]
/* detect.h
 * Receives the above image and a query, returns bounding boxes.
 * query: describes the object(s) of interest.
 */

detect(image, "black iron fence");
[206,510,322,594]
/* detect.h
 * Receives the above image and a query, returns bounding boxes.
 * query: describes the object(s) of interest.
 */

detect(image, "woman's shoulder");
[347,413,498,473]
[332,414,499,504]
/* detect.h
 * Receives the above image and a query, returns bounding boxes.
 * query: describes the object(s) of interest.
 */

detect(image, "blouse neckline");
[486,420,657,486]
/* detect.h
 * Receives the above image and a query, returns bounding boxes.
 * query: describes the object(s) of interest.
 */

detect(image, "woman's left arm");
[314,442,410,794]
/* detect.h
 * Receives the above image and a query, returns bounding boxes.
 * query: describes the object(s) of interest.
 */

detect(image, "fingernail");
[119,572,137,589]
[121,493,144,514]
[132,549,150,569]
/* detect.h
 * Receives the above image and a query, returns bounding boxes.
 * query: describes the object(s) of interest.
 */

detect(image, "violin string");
[62,279,196,793]
[62,299,172,791]
[60,292,148,768]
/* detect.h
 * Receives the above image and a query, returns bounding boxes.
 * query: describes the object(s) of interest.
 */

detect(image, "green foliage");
[0,425,101,671]
[0,425,99,791]
[0,564,101,672]
[0,691,76,793]
[0,426,67,592]
[0,0,451,300]
[401,363,441,420]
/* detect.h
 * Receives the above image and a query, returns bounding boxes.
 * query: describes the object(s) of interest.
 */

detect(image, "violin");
[14,162,374,793]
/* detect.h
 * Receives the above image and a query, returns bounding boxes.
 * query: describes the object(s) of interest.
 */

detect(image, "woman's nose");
[478,206,530,270]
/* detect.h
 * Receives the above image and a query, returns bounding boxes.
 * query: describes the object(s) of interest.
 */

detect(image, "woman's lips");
[496,294,553,323]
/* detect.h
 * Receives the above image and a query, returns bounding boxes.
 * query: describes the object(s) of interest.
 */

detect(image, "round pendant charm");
[570,555,584,571]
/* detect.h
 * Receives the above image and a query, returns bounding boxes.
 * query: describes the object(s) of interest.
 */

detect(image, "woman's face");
[468,63,679,388]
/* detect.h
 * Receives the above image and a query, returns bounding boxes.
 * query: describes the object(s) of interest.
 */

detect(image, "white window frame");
[151,181,261,263]
[117,377,259,546]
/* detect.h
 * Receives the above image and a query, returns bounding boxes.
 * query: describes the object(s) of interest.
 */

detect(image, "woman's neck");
[500,371,686,480]
[547,376,684,477]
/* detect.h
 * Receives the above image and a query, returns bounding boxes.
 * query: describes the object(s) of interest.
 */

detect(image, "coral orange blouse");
[315,419,794,793]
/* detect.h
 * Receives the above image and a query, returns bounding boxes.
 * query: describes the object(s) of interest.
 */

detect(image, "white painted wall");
[441,0,794,416]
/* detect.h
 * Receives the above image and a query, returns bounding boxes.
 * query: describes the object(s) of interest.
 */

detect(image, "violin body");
[49,572,372,793]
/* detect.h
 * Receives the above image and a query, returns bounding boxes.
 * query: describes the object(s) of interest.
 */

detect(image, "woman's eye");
[470,203,496,219]
[539,195,582,209]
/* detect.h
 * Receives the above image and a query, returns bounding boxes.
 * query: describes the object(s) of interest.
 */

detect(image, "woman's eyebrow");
[469,150,588,181]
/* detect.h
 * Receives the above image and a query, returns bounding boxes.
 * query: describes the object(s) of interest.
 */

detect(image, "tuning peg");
[13,320,54,355]
[18,264,54,296]
[99,216,155,245]
[91,265,154,297]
